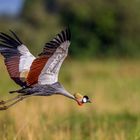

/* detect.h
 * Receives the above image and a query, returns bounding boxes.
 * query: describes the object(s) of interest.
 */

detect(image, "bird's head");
[74,93,91,106]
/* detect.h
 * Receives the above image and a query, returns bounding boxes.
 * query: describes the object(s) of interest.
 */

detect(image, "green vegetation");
[0,0,140,58]
[0,0,140,139]
[0,59,140,140]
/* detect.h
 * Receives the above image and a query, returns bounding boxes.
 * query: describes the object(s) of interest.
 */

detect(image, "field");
[0,58,140,140]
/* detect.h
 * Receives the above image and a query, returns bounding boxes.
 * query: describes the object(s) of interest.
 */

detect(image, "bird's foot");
[0,106,7,110]
[0,100,5,105]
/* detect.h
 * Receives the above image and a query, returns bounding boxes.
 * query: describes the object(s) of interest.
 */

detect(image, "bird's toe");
[0,100,5,105]
[0,106,7,110]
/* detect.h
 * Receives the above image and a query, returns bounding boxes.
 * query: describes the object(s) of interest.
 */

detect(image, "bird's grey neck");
[52,82,76,100]
[62,90,76,100]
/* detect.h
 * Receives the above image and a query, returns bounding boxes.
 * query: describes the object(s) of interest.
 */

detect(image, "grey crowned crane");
[0,28,91,110]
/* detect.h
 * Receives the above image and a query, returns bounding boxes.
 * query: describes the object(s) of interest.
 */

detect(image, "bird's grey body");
[16,82,75,100]
[0,82,76,110]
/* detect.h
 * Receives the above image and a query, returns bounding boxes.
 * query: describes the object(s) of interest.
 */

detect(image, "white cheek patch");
[82,98,87,103]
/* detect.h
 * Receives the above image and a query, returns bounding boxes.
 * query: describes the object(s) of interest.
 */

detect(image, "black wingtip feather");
[61,31,66,41]
[65,27,71,41]
[0,33,18,47]
[56,27,71,43]
[58,33,64,42]
[0,30,22,48]
[9,30,22,44]
[39,28,71,56]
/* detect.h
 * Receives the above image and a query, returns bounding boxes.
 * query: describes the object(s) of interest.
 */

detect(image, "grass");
[0,58,140,140]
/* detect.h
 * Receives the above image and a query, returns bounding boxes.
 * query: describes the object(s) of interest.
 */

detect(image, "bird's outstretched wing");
[27,28,71,85]
[0,30,35,87]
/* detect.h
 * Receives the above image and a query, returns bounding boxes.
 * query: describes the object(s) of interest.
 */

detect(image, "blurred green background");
[0,0,140,58]
[0,0,140,140]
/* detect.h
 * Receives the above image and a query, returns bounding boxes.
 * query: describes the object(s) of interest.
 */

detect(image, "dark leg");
[0,95,32,110]
[0,95,21,105]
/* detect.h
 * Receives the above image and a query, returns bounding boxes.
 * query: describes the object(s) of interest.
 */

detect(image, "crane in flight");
[0,28,91,110]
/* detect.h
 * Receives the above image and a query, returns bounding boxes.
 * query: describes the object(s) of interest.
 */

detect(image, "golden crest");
[74,93,83,99]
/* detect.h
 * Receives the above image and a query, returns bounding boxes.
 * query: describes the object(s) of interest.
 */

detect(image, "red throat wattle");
[77,100,83,106]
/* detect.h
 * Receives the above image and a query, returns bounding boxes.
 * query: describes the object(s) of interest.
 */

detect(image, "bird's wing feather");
[27,28,71,85]
[0,30,35,87]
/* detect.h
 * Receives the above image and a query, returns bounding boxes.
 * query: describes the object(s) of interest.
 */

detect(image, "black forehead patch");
[83,95,89,99]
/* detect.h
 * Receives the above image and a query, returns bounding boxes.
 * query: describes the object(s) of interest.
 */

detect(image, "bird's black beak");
[87,100,92,103]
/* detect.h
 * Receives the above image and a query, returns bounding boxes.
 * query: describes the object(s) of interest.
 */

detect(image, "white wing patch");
[18,44,35,72]
[38,41,70,85]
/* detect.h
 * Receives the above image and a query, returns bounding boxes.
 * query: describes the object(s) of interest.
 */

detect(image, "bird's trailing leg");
[0,95,31,110]
[0,95,21,105]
